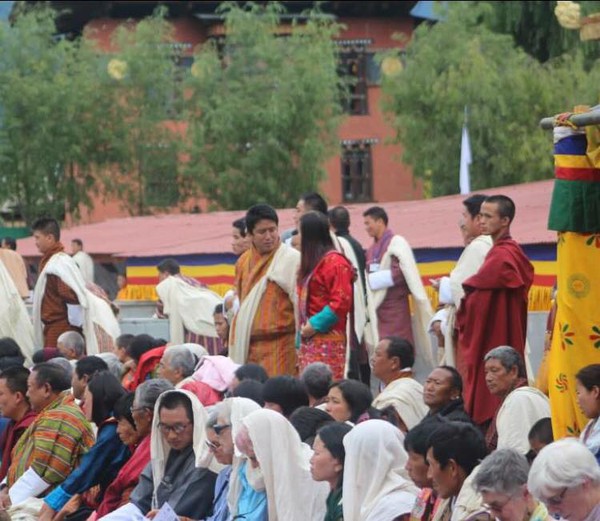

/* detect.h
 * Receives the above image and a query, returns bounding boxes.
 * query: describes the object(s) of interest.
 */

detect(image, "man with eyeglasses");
[102,389,216,521]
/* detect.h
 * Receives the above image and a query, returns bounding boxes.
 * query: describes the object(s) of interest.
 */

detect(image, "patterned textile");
[298,337,346,380]
[7,392,95,488]
[234,246,296,376]
[547,124,600,439]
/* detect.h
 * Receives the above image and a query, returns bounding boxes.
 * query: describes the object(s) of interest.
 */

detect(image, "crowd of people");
[0,190,598,521]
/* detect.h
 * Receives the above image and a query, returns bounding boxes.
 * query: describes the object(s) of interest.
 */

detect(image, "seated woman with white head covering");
[203,397,261,521]
[101,389,217,520]
[235,409,329,521]
[342,420,418,521]
[528,438,600,521]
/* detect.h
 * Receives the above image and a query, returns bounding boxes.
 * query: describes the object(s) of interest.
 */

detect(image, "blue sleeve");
[308,304,339,333]
[44,423,128,511]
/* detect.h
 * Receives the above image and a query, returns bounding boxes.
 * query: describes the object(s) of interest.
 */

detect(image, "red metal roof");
[18,179,556,258]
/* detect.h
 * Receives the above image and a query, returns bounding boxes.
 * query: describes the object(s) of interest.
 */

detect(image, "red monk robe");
[455,236,534,426]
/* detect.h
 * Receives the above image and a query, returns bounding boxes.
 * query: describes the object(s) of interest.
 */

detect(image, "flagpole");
[459,106,471,195]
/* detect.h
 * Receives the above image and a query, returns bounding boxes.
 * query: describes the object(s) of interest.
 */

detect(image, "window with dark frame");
[337,39,372,116]
[341,140,376,203]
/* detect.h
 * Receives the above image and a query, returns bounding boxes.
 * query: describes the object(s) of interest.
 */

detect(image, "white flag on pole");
[459,121,472,195]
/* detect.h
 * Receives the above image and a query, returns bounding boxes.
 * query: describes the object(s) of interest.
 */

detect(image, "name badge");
[369,263,380,273]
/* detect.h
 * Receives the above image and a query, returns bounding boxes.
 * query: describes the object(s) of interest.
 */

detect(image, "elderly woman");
[343,420,418,521]
[235,409,329,521]
[575,364,600,464]
[528,438,600,521]
[473,449,551,521]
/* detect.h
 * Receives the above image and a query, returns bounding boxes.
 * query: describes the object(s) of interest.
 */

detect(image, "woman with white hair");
[528,438,600,521]
[472,449,551,521]
[342,420,418,521]
[234,408,329,521]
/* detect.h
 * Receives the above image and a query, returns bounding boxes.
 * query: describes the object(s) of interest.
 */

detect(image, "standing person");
[71,239,95,285]
[230,204,300,376]
[213,304,230,356]
[31,217,120,353]
[363,206,434,377]
[297,212,354,380]
[0,239,29,300]
[0,367,38,481]
[429,195,492,366]
[456,195,534,428]
[155,258,222,355]
[232,218,250,257]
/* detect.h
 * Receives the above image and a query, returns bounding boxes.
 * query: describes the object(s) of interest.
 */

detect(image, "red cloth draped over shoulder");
[131,345,166,391]
[455,237,534,426]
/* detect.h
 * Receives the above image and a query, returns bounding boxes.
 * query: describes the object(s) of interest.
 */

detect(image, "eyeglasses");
[158,422,191,435]
[130,406,149,414]
[205,439,221,452]
[545,487,568,506]
[482,495,514,513]
[212,423,231,436]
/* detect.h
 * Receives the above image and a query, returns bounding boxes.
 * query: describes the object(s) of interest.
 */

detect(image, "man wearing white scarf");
[31,217,119,354]
[343,420,418,521]
[101,390,217,520]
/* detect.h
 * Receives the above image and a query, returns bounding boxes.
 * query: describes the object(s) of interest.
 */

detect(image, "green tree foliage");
[381,2,600,197]
[0,8,115,224]
[103,9,187,215]
[185,2,344,210]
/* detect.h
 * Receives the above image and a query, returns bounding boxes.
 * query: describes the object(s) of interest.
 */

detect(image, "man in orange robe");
[230,204,300,376]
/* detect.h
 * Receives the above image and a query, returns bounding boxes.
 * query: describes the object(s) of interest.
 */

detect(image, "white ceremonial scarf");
[224,398,262,517]
[0,259,34,364]
[343,420,419,521]
[230,244,299,365]
[156,276,222,345]
[242,409,329,521]
[72,250,94,284]
[371,376,428,430]
[365,235,435,373]
[32,252,120,354]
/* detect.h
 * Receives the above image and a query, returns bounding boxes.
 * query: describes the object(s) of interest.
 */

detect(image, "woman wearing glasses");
[528,438,600,521]
[472,449,551,521]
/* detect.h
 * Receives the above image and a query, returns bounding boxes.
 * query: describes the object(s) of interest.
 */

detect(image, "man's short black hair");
[262,376,309,418]
[74,355,109,380]
[363,206,388,226]
[116,334,135,350]
[328,206,350,232]
[157,258,180,275]
[462,194,488,219]
[2,237,17,250]
[0,366,31,396]
[300,192,328,215]
[384,336,415,368]
[484,195,516,223]
[32,362,72,392]
[427,421,487,475]
[31,217,61,241]
[528,417,553,444]
[72,238,83,248]
[232,379,265,407]
[437,365,463,395]
[404,416,444,460]
[159,391,194,423]
[245,204,279,234]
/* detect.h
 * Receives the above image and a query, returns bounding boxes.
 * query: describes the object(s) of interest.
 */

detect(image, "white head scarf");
[343,420,419,521]
[241,409,329,521]
[150,388,220,507]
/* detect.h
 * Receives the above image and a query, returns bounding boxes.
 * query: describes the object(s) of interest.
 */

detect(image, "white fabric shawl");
[242,409,329,521]
[371,377,428,430]
[0,259,34,364]
[72,250,94,284]
[225,398,262,517]
[230,244,300,365]
[439,235,492,367]
[343,420,418,521]
[496,386,551,455]
[156,276,222,345]
[365,235,435,373]
[32,252,120,354]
